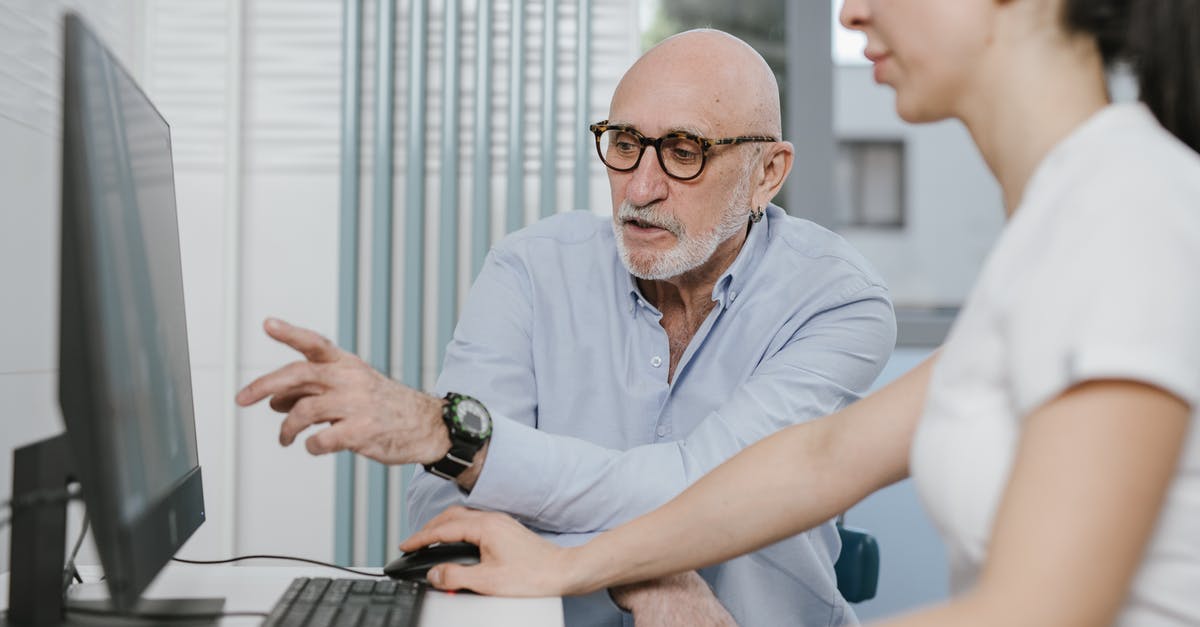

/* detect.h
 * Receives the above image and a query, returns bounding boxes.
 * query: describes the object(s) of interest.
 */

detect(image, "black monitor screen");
[59,13,204,610]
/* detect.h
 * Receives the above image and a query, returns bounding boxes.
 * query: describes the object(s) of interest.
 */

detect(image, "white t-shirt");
[910,103,1200,626]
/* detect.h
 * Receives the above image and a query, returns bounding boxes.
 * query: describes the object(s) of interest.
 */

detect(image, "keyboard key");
[299,578,332,603]
[361,606,390,627]
[387,604,419,627]
[332,605,364,627]
[306,604,340,627]
[386,589,423,627]
[323,579,354,606]
[281,601,315,627]
[350,580,376,595]
[373,581,398,596]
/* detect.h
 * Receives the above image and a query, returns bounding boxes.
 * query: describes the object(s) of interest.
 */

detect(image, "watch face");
[456,398,492,438]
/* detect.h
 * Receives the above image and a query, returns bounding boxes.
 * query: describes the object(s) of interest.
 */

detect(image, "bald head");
[611,29,782,138]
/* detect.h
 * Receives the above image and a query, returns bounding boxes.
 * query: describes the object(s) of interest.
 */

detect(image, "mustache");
[616,201,683,236]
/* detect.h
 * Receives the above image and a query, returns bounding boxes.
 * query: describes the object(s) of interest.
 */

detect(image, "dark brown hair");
[1065,0,1200,152]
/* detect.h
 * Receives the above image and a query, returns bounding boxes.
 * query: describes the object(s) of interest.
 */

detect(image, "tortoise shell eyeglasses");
[589,121,778,181]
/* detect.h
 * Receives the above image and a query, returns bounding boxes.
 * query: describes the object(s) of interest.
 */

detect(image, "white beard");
[612,174,754,281]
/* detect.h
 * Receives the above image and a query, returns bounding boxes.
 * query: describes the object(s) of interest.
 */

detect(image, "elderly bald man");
[238,30,895,626]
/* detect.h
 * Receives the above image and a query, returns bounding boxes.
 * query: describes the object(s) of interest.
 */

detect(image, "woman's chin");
[894,95,953,125]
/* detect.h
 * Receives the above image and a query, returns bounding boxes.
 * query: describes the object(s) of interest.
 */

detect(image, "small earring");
[749,207,764,223]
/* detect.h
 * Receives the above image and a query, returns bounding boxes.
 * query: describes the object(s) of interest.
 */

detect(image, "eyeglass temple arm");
[709,136,779,146]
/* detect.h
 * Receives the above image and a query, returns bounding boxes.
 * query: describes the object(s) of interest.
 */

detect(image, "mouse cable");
[65,605,268,621]
[171,555,383,578]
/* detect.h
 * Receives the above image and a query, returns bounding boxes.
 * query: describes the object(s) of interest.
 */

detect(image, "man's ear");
[752,141,794,208]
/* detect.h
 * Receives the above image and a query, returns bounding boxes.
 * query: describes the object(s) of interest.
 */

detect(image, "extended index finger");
[263,318,341,363]
[236,360,325,407]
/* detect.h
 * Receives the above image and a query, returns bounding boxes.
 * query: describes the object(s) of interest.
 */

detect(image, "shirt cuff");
[463,413,553,518]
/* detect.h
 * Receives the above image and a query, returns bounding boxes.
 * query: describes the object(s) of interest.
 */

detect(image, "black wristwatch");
[424,392,493,480]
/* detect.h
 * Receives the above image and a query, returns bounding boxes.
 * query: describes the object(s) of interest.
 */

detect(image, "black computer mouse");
[383,542,481,584]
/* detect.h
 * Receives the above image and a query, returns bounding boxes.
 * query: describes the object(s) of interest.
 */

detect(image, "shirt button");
[656,425,667,437]
[729,290,738,301]
[650,356,663,368]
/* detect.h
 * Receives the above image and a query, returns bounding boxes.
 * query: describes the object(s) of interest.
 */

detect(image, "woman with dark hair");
[404,1,1200,624]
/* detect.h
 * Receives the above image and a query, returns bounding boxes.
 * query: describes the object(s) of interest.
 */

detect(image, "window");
[835,140,905,229]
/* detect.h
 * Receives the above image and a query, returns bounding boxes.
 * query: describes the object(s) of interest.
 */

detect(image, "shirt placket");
[633,289,732,443]
[632,296,673,442]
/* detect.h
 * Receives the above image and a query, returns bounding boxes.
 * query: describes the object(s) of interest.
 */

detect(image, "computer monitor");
[5,12,207,623]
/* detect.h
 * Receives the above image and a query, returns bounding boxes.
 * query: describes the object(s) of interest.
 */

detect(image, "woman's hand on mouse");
[400,506,578,597]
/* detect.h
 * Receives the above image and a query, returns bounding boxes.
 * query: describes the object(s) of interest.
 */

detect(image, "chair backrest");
[835,522,880,603]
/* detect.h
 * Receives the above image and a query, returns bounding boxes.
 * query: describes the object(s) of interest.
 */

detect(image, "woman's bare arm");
[403,353,938,596]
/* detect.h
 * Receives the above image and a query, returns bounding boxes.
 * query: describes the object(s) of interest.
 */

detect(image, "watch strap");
[425,441,477,480]
[424,393,488,480]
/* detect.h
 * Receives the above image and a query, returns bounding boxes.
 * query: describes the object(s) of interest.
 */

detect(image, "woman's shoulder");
[1028,104,1200,229]
[1076,105,1200,213]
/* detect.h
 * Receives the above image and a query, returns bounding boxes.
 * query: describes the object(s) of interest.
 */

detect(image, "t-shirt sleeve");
[1007,181,1200,414]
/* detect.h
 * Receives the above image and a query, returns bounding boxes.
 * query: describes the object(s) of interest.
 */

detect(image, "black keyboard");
[262,577,425,627]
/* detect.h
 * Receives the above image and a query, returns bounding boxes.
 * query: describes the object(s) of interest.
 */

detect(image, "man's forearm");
[610,572,737,627]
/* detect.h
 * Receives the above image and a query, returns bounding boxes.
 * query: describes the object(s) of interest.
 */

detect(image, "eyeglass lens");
[598,128,705,179]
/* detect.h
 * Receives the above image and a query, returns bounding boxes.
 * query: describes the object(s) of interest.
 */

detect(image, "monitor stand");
[3,434,224,626]
[53,598,226,626]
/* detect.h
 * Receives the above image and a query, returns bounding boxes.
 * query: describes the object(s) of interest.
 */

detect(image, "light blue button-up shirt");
[408,205,896,627]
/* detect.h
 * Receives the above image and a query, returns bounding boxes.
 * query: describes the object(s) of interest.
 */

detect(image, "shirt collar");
[622,204,775,313]
[624,271,646,315]
[711,203,773,309]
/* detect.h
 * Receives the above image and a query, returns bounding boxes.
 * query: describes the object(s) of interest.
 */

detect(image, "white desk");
[2,564,563,627]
